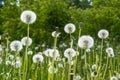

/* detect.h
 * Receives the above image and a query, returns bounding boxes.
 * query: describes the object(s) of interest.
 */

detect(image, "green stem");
[23,23,29,80]
[51,36,57,80]
[102,56,109,80]
[73,28,81,76]
[100,39,103,67]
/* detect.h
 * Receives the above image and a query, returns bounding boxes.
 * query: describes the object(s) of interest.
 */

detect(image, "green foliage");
[0,0,120,45]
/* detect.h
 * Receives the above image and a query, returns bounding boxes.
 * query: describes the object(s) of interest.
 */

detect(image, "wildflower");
[78,35,94,49]
[20,10,36,24]
[14,60,21,68]
[48,66,58,74]
[64,48,76,59]
[86,48,91,53]
[43,49,52,57]
[8,54,14,60]
[28,51,33,55]
[6,60,11,65]
[10,40,23,51]
[98,29,109,39]
[73,74,81,80]
[106,47,114,57]
[110,76,118,80]
[52,31,61,37]
[33,54,44,63]
[21,37,32,46]
[91,64,97,70]
[91,71,98,77]
[49,49,60,58]
[64,23,76,33]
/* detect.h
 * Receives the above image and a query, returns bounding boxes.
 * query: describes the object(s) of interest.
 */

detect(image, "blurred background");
[0,0,120,46]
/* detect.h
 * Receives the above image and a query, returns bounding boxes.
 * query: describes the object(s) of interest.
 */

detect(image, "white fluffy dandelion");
[106,47,114,57]
[64,23,76,33]
[43,49,52,57]
[10,40,23,51]
[49,49,60,58]
[28,51,33,55]
[78,35,94,49]
[33,54,44,63]
[91,64,97,70]
[20,10,36,24]
[52,31,61,37]
[91,71,98,77]
[110,76,118,80]
[14,60,21,68]
[64,48,76,59]
[21,37,32,46]
[98,29,109,39]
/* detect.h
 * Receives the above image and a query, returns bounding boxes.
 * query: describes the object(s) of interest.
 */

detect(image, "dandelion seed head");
[52,31,61,37]
[64,23,76,33]
[106,47,114,57]
[21,37,32,46]
[91,64,97,70]
[110,76,118,80]
[6,60,11,65]
[64,48,76,59]
[91,71,98,77]
[33,54,44,63]
[20,10,36,24]
[28,51,33,55]
[43,49,52,57]
[8,54,14,60]
[10,40,23,51]
[73,74,81,80]
[98,29,109,39]
[14,60,21,68]
[78,35,94,49]
[49,49,60,58]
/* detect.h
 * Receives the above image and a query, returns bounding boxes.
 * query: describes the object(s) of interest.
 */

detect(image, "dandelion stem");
[73,27,81,77]
[51,36,57,80]
[100,39,103,67]
[23,23,29,80]
[102,56,109,80]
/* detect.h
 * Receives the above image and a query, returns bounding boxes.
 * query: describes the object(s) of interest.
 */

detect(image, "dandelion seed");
[33,54,44,63]
[86,48,91,53]
[64,23,76,34]
[20,10,36,24]
[110,76,118,80]
[43,49,52,57]
[106,47,114,57]
[21,37,32,46]
[49,49,60,58]
[14,60,21,68]
[64,48,76,59]
[91,71,98,77]
[78,35,94,49]
[10,40,23,52]
[91,64,97,70]
[98,29,109,39]
[73,74,81,80]
[6,60,11,65]
[52,31,61,37]
[28,51,33,55]
[8,54,14,60]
